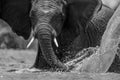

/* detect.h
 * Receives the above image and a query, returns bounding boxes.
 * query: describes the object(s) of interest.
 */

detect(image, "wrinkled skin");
[31,0,102,71]
[0,0,102,71]
[86,5,114,47]
[86,0,120,47]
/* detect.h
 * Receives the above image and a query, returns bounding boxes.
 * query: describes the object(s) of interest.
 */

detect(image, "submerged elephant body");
[0,0,105,71]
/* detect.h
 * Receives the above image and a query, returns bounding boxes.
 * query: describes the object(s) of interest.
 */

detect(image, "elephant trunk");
[35,24,67,70]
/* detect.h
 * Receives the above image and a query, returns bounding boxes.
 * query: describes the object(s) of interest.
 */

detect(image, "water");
[64,5,120,73]
[65,47,99,71]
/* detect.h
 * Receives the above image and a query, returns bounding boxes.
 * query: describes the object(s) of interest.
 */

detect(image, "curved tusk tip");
[27,37,35,48]
[54,38,59,47]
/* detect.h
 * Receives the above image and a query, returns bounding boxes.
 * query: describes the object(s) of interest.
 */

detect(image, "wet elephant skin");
[86,5,114,47]
[33,0,102,71]
[0,0,102,71]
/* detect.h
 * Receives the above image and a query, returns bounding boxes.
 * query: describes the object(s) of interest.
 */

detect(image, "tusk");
[27,37,35,48]
[54,38,59,47]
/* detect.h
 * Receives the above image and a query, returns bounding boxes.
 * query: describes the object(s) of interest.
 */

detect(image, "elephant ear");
[65,0,102,20]
[58,0,102,53]
[0,1,1,16]
[0,0,32,40]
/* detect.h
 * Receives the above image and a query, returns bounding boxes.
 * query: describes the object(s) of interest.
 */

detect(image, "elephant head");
[0,0,102,71]
[31,0,67,70]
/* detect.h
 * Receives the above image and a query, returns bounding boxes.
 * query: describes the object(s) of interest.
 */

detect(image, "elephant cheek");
[50,14,65,35]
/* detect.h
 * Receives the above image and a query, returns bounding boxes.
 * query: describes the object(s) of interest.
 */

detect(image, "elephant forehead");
[35,1,56,12]
[32,0,63,13]
[31,0,65,24]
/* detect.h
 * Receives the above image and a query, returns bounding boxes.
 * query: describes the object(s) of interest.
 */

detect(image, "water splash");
[65,47,99,72]
[65,5,120,73]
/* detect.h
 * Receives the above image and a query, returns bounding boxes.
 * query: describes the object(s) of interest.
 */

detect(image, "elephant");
[86,0,120,47]
[0,0,104,71]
